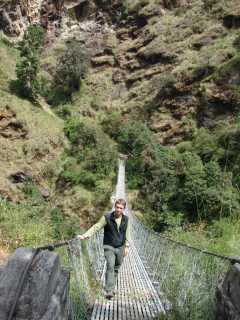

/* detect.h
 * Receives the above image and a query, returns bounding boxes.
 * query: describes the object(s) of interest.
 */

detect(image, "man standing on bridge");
[77,198,130,299]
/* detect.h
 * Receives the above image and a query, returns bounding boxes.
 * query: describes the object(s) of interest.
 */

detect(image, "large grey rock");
[216,263,240,320]
[0,247,69,320]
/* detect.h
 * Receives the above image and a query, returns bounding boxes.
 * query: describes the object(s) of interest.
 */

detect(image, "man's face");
[114,203,125,218]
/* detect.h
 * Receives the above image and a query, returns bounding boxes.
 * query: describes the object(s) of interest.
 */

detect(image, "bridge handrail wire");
[131,213,240,265]
[7,157,240,320]
[131,213,233,318]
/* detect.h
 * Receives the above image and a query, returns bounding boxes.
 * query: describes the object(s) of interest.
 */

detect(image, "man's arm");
[125,218,131,246]
[77,215,106,240]
[124,218,131,256]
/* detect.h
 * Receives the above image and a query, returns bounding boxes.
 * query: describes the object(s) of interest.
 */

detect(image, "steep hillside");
[0,0,240,257]
[0,39,65,201]
[0,28,117,254]
[2,0,240,142]
[60,0,240,144]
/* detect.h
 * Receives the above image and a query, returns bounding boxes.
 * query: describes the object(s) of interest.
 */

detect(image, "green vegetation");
[0,0,239,297]
[0,36,19,90]
[0,32,114,256]
[47,41,89,106]
[109,117,240,256]
[11,25,44,100]
[150,236,228,320]
[61,117,118,205]
[0,1,240,319]
[0,185,80,250]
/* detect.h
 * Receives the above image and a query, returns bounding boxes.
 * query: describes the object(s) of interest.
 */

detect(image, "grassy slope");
[1,0,240,258]
[0,37,66,254]
[0,37,115,255]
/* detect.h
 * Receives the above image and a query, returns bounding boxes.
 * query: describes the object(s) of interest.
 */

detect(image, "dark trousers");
[104,245,124,293]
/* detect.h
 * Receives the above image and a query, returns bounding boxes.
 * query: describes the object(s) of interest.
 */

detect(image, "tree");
[49,41,89,105]
[14,25,44,100]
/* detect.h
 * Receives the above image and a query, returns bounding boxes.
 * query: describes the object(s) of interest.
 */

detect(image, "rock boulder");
[0,248,69,320]
[216,263,240,320]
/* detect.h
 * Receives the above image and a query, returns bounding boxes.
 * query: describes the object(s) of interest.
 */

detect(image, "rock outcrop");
[0,1,42,38]
[0,101,65,202]
[1,0,240,202]
[0,248,69,320]
[0,0,65,42]
[216,263,240,320]
[1,0,240,146]
[70,0,240,145]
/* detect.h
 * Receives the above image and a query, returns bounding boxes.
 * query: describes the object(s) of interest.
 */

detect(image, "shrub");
[116,119,155,187]
[64,118,97,147]
[233,34,240,51]
[115,120,240,229]
[190,128,224,163]
[101,112,123,140]
[50,208,79,240]
[49,41,89,105]
[61,118,118,190]
[12,25,44,100]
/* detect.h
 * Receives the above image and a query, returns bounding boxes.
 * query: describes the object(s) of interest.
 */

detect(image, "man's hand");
[76,235,86,240]
[124,246,129,257]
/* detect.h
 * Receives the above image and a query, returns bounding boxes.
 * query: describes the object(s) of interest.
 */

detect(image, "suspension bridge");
[66,159,237,320]
[5,158,239,320]
[91,160,165,320]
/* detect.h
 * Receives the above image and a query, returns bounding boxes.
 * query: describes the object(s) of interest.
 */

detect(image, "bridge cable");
[133,215,240,265]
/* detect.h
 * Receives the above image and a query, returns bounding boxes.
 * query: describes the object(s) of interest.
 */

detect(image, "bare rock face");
[0,0,90,44]
[216,263,240,320]
[0,105,28,139]
[0,1,42,38]
[0,248,69,320]
[0,0,65,41]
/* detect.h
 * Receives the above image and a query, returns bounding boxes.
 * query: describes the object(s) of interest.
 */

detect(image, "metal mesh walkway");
[91,243,165,320]
[90,159,165,319]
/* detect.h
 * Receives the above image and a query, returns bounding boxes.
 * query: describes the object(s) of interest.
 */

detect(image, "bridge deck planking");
[91,244,164,320]
[121,253,136,320]
[133,252,157,318]
[133,248,160,318]
[91,161,165,319]
[119,264,125,320]
[113,283,118,320]
[129,248,152,320]
[122,258,134,320]
[132,245,165,317]
[125,246,149,319]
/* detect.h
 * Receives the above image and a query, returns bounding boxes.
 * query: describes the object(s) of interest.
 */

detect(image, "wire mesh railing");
[9,158,235,320]
[53,232,105,320]
[130,215,232,320]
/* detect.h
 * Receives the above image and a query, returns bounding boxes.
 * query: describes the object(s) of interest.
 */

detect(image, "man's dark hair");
[115,198,126,208]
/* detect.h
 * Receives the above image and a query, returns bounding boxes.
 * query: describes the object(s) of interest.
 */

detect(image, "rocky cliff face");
[0,0,65,42]
[1,1,240,144]
[0,0,240,201]
[0,1,42,37]
[58,0,239,144]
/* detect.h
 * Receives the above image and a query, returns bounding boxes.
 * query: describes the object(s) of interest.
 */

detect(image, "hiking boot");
[105,291,114,299]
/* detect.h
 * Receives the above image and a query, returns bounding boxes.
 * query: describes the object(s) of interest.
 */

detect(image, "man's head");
[114,198,126,218]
